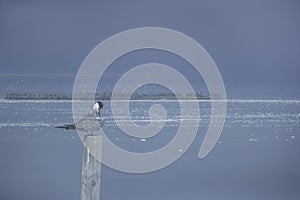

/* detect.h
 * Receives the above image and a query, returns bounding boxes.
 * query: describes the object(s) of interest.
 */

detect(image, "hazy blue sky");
[0,0,299,98]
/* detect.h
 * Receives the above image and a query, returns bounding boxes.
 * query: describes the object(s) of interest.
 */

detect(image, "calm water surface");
[0,99,299,200]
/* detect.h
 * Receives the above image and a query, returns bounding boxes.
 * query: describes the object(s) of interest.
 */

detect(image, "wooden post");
[80,135,102,200]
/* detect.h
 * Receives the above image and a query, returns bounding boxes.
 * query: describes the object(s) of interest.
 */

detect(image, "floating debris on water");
[249,138,258,142]
[140,138,147,142]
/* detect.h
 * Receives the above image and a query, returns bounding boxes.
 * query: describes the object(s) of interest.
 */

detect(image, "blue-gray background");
[0,0,300,99]
[1,1,300,200]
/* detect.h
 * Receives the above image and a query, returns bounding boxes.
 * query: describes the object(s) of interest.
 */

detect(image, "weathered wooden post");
[80,135,102,200]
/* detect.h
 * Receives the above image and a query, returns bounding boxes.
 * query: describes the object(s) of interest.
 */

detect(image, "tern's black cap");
[97,101,103,109]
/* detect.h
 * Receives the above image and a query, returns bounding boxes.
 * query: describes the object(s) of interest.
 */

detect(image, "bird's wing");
[55,124,76,130]
[75,113,104,132]
[55,113,104,132]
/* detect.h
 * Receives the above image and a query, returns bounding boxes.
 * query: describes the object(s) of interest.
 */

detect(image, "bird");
[56,101,104,135]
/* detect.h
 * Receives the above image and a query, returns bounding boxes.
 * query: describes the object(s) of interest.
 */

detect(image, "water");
[0,99,299,200]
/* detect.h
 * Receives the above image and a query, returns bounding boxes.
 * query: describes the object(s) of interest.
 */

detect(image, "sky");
[0,0,300,99]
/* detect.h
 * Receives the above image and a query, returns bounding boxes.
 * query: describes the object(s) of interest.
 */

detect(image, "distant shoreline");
[4,92,213,100]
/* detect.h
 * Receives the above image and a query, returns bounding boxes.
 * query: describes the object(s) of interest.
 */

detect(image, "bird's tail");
[55,124,76,130]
